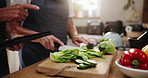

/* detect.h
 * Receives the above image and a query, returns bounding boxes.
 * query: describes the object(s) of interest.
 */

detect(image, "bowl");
[128,37,148,49]
[115,59,148,78]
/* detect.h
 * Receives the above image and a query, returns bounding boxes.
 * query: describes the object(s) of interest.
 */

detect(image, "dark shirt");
[0,0,6,38]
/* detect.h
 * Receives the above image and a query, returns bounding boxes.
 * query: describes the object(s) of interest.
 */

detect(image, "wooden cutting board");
[37,53,116,78]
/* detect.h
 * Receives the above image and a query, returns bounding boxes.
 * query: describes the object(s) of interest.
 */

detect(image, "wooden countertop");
[3,50,129,78]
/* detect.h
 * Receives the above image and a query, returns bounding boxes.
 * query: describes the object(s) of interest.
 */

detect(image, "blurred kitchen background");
[8,0,148,74]
[72,0,146,33]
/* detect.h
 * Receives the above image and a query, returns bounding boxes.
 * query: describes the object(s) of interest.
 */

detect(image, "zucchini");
[77,64,88,69]
[75,59,84,64]
[87,60,97,65]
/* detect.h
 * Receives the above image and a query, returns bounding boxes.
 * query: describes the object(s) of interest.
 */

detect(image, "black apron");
[20,0,69,67]
[0,0,10,77]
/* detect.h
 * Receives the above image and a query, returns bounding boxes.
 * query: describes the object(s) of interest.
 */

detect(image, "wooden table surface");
[3,50,129,78]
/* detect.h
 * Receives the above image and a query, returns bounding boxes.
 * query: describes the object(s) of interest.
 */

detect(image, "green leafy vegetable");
[50,49,79,63]
[50,49,103,63]
[98,39,116,54]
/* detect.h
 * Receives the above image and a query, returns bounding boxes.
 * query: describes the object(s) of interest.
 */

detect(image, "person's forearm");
[67,18,79,39]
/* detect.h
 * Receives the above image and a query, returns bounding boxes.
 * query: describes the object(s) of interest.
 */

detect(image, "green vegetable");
[75,59,84,64]
[77,60,98,69]
[86,44,94,49]
[50,48,103,70]
[87,60,97,65]
[77,64,88,69]
[98,39,116,54]
[50,49,79,63]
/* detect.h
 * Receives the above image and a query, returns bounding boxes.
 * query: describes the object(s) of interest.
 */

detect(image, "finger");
[17,4,40,10]
[13,45,20,51]
[45,36,55,50]
[73,41,80,47]
[6,47,15,51]
[77,37,88,44]
[1,10,24,22]
[14,10,28,22]
[19,43,24,49]
[44,37,51,49]
[81,37,93,44]
[54,37,64,46]
[49,41,55,50]
[0,4,39,12]
[18,9,28,17]
[17,10,28,20]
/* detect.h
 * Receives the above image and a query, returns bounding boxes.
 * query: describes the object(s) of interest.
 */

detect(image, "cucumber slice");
[87,60,97,65]
[83,62,92,68]
[77,64,88,69]
[75,59,84,64]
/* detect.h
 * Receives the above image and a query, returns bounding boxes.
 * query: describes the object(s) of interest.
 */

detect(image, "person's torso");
[23,0,69,43]
[0,23,5,42]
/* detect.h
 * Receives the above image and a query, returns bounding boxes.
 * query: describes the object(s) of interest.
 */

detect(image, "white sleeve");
[11,0,31,5]
[68,0,75,17]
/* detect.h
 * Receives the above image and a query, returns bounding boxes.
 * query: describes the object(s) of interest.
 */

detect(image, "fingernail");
[33,5,40,9]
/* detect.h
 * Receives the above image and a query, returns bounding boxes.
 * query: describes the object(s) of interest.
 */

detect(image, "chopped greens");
[50,38,116,70]
[50,49,103,63]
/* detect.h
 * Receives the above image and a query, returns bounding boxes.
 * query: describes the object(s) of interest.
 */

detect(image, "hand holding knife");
[0,31,52,49]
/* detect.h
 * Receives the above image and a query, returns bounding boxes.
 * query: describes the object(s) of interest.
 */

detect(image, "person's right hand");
[32,35,64,50]
[0,4,39,22]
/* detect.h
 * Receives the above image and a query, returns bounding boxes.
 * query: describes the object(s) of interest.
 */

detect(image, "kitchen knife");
[0,31,52,49]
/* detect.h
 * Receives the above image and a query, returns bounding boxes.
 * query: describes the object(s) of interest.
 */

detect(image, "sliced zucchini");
[75,59,84,64]
[87,60,97,65]
[77,64,88,69]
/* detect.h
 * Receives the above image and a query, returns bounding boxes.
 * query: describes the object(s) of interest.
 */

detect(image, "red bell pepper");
[119,48,148,70]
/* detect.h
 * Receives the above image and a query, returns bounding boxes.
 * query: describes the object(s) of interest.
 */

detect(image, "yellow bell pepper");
[142,45,148,58]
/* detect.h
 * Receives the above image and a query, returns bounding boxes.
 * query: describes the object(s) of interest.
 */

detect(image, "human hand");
[0,4,39,22]
[33,35,64,50]
[71,36,93,47]
[6,43,24,51]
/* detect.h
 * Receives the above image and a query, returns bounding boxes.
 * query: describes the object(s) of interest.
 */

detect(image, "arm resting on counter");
[67,18,93,46]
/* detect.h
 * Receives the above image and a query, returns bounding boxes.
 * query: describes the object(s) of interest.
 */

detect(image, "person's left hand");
[71,35,93,47]
[6,43,24,51]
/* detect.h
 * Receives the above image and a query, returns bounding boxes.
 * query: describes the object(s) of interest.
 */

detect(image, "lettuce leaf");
[98,39,116,54]
[50,49,104,63]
